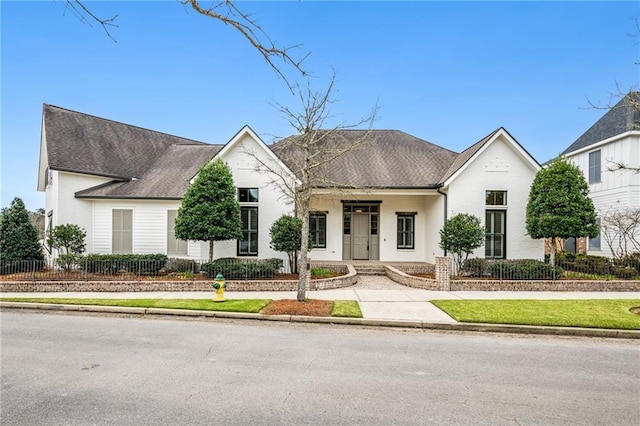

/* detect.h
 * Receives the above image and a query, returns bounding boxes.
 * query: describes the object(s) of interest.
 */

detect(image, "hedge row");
[201,258,284,279]
[461,258,563,280]
[556,253,640,279]
[80,254,168,275]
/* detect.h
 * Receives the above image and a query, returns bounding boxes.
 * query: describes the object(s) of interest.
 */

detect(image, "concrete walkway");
[2,276,639,325]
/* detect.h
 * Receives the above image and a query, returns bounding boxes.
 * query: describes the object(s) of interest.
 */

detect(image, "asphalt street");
[2,311,639,425]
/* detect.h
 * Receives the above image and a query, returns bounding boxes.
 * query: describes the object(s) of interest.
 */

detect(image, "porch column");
[435,256,451,291]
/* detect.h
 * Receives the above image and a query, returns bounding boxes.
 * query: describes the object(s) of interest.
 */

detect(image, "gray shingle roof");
[271,130,459,188]
[440,128,500,183]
[75,144,221,199]
[44,105,533,198]
[562,92,640,155]
[44,104,213,179]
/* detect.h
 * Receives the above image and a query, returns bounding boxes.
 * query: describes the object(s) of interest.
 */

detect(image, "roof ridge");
[561,92,640,155]
[43,103,213,146]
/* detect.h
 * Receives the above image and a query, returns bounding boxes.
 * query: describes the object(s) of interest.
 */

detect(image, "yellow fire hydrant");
[212,273,225,302]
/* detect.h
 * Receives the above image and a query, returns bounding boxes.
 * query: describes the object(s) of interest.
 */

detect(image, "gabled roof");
[271,129,458,188]
[562,92,640,155]
[43,104,212,179]
[76,144,221,199]
[440,128,500,183]
[42,104,539,198]
[441,127,540,185]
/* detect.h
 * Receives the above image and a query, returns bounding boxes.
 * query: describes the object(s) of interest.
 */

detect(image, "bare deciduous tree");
[247,74,377,301]
[601,208,640,260]
[62,0,308,87]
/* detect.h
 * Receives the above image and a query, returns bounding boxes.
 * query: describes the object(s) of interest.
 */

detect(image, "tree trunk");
[549,237,556,267]
[297,191,311,301]
[208,240,214,263]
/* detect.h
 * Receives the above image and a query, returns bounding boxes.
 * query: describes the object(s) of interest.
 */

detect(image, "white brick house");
[38,104,544,265]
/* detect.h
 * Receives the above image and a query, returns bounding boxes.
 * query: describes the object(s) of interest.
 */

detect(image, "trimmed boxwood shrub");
[165,258,199,273]
[616,253,640,275]
[555,253,615,275]
[612,266,638,279]
[80,254,168,275]
[489,259,563,280]
[201,257,284,279]
[460,258,490,277]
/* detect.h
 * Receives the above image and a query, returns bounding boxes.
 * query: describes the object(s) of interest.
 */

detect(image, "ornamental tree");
[0,197,44,270]
[47,224,87,270]
[526,157,599,266]
[175,159,242,262]
[47,224,86,255]
[269,215,303,274]
[439,213,485,273]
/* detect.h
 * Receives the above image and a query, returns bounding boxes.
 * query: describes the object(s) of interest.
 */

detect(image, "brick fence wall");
[0,265,358,293]
[387,257,640,292]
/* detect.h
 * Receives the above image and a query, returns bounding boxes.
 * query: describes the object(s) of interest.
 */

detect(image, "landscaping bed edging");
[385,265,443,290]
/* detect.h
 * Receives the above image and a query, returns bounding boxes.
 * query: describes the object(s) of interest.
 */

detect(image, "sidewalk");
[2,276,639,324]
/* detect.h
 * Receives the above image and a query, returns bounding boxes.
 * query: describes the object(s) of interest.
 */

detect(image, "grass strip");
[432,299,640,330]
[331,300,363,318]
[0,298,270,313]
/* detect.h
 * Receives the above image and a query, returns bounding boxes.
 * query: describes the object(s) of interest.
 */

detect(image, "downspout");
[436,184,448,256]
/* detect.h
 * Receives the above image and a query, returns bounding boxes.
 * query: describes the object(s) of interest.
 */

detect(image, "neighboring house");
[560,92,640,257]
[38,104,544,266]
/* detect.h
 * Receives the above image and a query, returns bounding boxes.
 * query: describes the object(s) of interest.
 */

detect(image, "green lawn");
[432,299,640,330]
[0,297,364,318]
[331,300,363,318]
[0,298,270,313]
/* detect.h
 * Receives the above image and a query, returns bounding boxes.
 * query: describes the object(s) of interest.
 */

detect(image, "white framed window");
[310,212,327,248]
[485,210,506,259]
[238,188,259,203]
[486,190,507,206]
[238,206,258,256]
[397,214,415,249]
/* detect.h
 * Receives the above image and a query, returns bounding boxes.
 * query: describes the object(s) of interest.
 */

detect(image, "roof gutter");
[436,184,448,256]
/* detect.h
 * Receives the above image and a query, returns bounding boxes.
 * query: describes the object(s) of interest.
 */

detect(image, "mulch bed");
[261,299,333,316]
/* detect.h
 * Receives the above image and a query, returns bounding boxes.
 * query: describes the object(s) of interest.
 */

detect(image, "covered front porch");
[308,190,446,263]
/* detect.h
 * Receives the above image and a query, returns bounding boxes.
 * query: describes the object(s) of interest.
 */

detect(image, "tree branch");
[63,0,119,42]
[61,1,309,88]
[182,0,309,90]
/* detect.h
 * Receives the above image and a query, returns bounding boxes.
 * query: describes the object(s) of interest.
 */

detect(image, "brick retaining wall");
[0,265,358,293]
[386,259,640,292]
[448,280,640,292]
[384,266,443,290]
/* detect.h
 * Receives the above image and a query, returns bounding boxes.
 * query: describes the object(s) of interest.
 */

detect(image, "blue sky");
[2,1,638,211]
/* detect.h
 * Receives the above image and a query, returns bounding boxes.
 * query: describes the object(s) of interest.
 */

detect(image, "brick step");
[353,265,387,276]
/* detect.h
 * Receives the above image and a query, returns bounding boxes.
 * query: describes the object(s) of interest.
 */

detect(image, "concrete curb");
[2,302,639,339]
